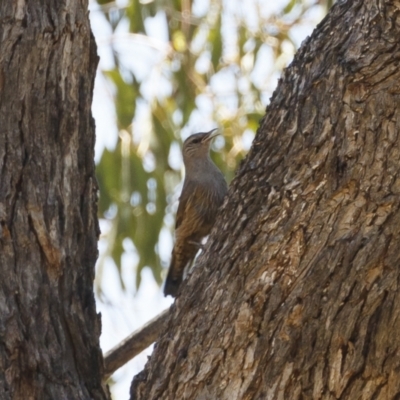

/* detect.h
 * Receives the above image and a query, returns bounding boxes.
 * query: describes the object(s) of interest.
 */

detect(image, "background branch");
[103,308,170,379]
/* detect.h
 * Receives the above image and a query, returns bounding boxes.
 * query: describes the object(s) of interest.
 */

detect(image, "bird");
[163,128,228,297]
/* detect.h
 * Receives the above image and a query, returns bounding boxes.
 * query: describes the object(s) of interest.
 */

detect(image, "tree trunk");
[0,2,108,399]
[131,1,400,399]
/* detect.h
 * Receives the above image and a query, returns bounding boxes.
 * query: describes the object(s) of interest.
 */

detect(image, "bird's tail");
[164,242,198,297]
[163,250,183,297]
[163,271,182,297]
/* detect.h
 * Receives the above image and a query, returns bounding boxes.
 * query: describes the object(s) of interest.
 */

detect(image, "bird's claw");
[187,240,204,250]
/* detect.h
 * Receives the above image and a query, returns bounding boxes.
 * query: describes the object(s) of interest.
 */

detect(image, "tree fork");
[131,1,400,399]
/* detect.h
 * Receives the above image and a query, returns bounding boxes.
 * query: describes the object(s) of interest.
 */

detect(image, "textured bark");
[131,1,400,399]
[0,1,109,399]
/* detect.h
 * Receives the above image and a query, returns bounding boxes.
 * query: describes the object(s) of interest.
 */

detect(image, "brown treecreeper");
[164,129,227,297]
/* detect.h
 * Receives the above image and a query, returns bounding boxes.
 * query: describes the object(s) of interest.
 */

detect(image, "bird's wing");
[175,180,214,230]
[175,180,196,229]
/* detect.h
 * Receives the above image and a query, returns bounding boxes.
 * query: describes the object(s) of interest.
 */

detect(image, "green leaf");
[104,69,138,129]
[96,148,121,214]
[209,14,223,70]
[283,0,297,14]
[111,231,125,289]
[126,0,146,33]
[238,25,247,60]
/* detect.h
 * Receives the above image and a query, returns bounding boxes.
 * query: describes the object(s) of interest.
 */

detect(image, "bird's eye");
[192,138,201,144]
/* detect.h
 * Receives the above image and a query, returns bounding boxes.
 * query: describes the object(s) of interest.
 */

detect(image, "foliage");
[92,0,333,294]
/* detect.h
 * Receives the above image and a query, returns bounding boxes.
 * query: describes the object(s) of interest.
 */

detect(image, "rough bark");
[0,1,108,399]
[131,1,400,399]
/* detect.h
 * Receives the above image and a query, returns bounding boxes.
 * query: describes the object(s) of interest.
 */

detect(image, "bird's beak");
[202,128,219,143]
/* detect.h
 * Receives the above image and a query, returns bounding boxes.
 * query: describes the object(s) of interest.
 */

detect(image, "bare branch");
[103,308,170,379]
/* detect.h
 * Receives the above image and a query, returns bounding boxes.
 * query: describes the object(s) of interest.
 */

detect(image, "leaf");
[247,112,264,132]
[238,25,247,60]
[152,101,175,164]
[172,31,187,52]
[126,0,146,33]
[173,66,197,125]
[209,14,223,70]
[96,148,121,215]
[104,69,138,129]
[111,231,125,289]
[283,0,297,14]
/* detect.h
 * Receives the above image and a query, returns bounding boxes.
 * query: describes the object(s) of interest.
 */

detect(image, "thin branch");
[103,308,171,379]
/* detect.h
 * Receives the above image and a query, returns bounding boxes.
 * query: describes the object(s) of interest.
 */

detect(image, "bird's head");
[182,129,219,164]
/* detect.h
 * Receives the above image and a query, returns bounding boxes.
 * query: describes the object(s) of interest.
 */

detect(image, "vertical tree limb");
[0,1,108,398]
[131,1,400,399]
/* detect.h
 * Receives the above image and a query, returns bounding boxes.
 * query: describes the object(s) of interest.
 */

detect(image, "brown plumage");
[163,129,227,297]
